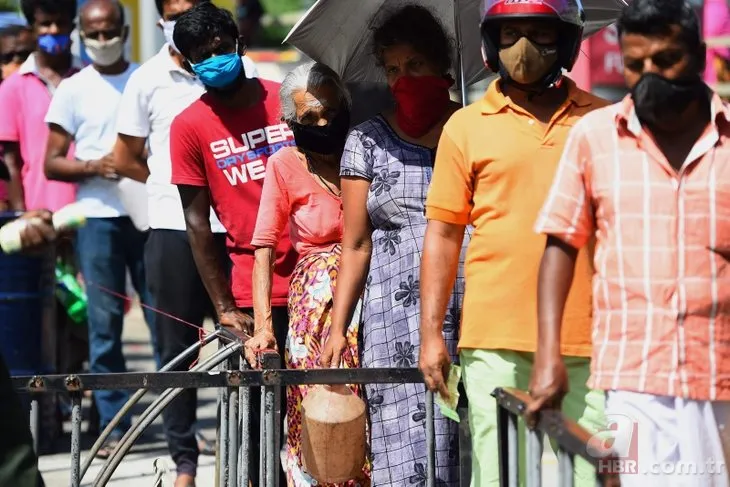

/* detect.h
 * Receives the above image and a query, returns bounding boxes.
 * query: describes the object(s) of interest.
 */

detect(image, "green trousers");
[0,353,43,487]
[461,349,604,487]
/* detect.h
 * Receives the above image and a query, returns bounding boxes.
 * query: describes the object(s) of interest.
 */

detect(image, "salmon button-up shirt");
[535,93,730,401]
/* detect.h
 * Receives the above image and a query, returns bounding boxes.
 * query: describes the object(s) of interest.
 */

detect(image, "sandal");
[95,437,121,459]
[195,431,215,456]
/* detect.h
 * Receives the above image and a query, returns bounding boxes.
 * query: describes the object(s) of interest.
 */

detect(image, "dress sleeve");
[251,153,291,247]
[340,128,375,180]
[0,78,20,142]
[170,115,206,186]
[425,121,474,225]
[534,122,595,249]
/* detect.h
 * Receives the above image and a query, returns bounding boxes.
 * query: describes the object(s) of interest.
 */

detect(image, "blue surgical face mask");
[189,47,242,89]
[38,34,71,55]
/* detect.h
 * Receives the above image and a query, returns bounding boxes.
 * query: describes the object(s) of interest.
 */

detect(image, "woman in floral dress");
[251,63,368,486]
[321,6,471,487]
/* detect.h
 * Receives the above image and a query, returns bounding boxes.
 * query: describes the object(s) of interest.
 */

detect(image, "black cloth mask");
[289,107,351,155]
[631,72,707,126]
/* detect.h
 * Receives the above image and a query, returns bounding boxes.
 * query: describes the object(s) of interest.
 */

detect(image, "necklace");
[306,155,341,198]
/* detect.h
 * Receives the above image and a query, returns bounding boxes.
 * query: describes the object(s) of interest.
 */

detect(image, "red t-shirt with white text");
[170,79,298,308]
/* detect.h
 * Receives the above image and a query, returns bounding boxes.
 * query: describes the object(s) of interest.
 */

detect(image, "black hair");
[155,0,210,18]
[372,4,452,75]
[616,0,701,53]
[21,0,77,25]
[173,2,238,60]
[0,25,32,40]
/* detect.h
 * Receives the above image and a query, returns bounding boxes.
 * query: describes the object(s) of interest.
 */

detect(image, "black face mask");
[289,107,351,155]
[631,72,707,126]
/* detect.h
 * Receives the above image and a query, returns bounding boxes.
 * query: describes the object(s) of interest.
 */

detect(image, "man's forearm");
[46,157,98,182]
[252,247,275,332]
[420,221,465,339]
[186,224,236,317]
[536,236,579,359]
[4,147,25,210]
[116,155,149,182]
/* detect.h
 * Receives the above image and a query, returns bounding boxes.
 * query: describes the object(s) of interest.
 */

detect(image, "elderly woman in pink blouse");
[250,62,366,486]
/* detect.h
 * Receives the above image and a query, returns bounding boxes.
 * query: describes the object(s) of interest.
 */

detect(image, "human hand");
[219,309,254,334]
[525,352,568,429]
[243,328,277,368]
[319,333,348,368]
[419,334,451,401]
[92,153,118,180]
[18,210,57,252]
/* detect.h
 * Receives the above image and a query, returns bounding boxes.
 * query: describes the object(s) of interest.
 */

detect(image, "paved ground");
[37,305,561,486]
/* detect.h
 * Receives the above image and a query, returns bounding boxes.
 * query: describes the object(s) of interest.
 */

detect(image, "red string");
[88,282,228,370]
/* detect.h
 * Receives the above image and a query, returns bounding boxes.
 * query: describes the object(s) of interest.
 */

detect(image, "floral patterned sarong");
[284,245,369,487]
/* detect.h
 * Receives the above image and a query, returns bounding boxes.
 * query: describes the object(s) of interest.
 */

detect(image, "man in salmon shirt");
[418,0,609,485]
[169,3,297,484]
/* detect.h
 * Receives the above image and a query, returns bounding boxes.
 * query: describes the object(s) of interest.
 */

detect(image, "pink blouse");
[251,147,342,257]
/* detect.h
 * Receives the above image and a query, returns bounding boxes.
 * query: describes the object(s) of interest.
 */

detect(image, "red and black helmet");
[480,0,585,84]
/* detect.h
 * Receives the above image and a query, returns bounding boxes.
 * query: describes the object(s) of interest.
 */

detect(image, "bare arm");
[525,235,579,421]
[178,185,237,317]
[252,247,276,333]
[113,134,150,183]
[44,124,101,182]
[3,142,25,211]
[420,220,465,341]
[536,235,578,362]
[329,177,374,337]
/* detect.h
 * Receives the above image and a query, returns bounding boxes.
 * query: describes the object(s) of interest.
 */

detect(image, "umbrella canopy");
[284,0,627,88]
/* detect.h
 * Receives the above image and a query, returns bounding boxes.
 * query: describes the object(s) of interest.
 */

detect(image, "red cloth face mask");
[392,75,454,138]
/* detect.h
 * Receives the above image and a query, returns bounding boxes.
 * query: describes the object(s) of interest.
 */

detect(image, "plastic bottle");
[0,202,87,254]
[55,263,87,325]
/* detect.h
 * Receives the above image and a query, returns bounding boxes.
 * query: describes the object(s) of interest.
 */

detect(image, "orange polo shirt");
[425,78,608,356]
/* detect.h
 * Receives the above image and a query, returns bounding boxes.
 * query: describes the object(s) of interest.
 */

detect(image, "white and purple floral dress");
[340,115,471,487]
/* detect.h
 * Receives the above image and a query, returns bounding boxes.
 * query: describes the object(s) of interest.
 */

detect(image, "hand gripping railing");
[492,387,620,487]
[13,344,439,486]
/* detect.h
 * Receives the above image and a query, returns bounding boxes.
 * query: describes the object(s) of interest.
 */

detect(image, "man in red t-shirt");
[169,4,296,482]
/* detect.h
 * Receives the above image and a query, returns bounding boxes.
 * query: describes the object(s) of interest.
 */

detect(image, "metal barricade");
[12,327,612,487]
[492,387,620,487]
[12,329,439,487]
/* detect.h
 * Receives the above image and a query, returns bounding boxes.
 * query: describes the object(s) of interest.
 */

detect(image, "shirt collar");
[480,76,594,115]
[18,52,83,76]
[158,43,195,77]
[615,88,730,137]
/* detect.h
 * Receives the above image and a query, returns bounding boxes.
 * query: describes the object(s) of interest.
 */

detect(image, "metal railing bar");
[264,382,276,487]
[228,379,239,487]
[219,358,231,487]
[13,367,425,392]
[557,448,574,487]
[425,389,436,487]
[93,341,243,486]
[70,392,82,487]
[508,411,519,487]
[527,429,543,487]
[238,357,250,487]
[492,388,595,465]
[79,329,223,479]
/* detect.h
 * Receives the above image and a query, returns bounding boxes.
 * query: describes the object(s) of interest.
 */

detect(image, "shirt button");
[528,119,535,125]
[671,179,679,190]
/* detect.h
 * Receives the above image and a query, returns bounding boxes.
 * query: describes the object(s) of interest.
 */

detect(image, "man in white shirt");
[112,0,258,484]
[43,0,155,459]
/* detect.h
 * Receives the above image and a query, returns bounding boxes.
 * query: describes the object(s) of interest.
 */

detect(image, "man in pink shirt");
[0,0,78,211]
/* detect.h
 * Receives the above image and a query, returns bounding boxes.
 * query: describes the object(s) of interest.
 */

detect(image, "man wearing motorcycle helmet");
[419,0,608,485]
